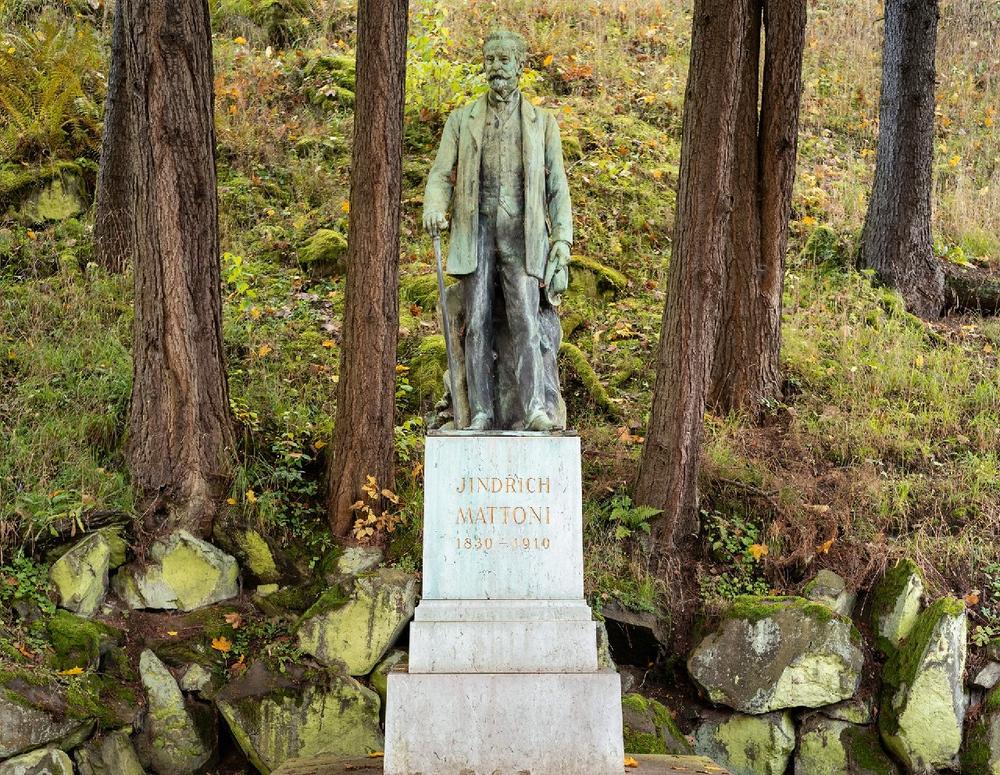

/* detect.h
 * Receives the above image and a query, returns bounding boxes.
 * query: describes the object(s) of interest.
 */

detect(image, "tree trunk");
[93,0,132,273]
[709,0,806,417]
[633,0,751,548]
[123,0,234,538]
[860,0,943,318]
[326,0,408,538]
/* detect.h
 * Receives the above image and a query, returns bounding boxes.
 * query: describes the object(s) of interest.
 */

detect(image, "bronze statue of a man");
[423,30,572,432]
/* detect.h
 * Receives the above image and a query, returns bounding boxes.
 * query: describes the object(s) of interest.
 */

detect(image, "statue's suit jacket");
[424,93,573,281]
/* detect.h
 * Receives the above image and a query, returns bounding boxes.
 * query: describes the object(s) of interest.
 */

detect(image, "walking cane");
[433,234,460,422]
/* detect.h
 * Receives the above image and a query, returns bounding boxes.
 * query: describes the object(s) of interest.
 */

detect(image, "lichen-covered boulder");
[297,568,418,675]
[879,597,967,773]
[336,547,383,578]
[820,696,875,725]
[694,710,795,775]
[871,559,925,654]
[135,649,215,774]
[232,529,280,583]
[17,171,89,224]
[179,663,213,694]
[688,595,863,714]
[113,530,239,611]
[0,747,74,775]
[795,714,899,775]
[962,687,1000,774]
[369,649,407,711]
[0,678,94,759]
[216,663,383,773]
[49,531,118,617]
[74,730,145,775]
[804,569,857,617]
[622,693,693,755]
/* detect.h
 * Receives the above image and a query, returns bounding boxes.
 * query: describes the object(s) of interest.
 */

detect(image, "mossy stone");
[694,711,795,775]
[870,558,925,654]
[297,229,347,276]
[962,686,1000,774]
[135,649,214,774]
[369,648,407,721]
[795,714,899,775]
[0,675,96,758]
[73,730,145,775]
[49,531,113,617]
[16,171,89,224]
[803,568,856,617]
[112,530,239,612]
[621,692,692,755]
[688,595,863,714]
[879,597,967,773]
[409,335,447,405]
[216,663,382,772]
[45,609,119,671]
[297,569,417,675]
[234,529,280,583]
[568,255,628,299]
[0,747,74,774]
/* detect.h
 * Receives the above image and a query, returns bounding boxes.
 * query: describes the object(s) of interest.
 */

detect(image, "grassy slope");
[1,0,999,642]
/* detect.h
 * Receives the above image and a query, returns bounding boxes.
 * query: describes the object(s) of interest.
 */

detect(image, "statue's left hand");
[544,241,571,290]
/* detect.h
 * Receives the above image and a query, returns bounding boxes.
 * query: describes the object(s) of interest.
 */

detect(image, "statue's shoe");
[467,413,491,431]
[524,409,555,432]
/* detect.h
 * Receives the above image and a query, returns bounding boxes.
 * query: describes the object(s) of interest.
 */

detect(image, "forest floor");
[2,0,1000,680]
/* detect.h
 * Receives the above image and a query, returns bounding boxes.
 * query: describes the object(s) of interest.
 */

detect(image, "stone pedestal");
[384,432,624,775]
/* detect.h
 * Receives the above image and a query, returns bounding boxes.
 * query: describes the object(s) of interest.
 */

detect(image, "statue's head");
[482,29,526,100]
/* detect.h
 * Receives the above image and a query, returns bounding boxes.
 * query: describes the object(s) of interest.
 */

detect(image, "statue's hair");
[483,29,527,59]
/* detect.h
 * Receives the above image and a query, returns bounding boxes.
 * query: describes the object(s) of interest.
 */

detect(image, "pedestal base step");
[408,619,598,672]
[384,671,624,775]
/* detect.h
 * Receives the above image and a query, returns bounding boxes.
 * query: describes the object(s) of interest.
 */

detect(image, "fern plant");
[0,12,105,165]
[606,492,662,540]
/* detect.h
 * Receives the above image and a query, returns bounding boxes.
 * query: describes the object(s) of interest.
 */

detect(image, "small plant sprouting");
[606,492,661,541]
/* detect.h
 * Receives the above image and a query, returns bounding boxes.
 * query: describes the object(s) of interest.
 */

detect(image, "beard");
[488,73,517,96]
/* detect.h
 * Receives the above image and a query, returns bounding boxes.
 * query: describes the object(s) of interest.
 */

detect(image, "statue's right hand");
[423,211,449,237]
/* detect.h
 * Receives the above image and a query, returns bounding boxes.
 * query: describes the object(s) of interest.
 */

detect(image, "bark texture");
[94,0,133,273]
[709,0,807,417]
[860,0,943,318]
[327,0,409,537]
[634,0,751,547]
[123,0,234,537]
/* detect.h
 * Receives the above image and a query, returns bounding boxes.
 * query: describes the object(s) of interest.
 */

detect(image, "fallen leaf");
[341,200,351,213]
[368,752,385,759]
[245,489,257,504]
[748,543,769,561]
[257,344,272,357]
[543,54,554,66]
[322,339,335,348]
[224,612,243,629]
[965,591,981,606]
[59,666,85,675]
[624,756,639,768]
[211,636,232,653]
[816,538,835,555]
[15,643,34,658]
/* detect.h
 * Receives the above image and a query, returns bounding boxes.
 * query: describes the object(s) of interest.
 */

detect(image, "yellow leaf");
[245,489,257,504]
[368,752,385,759]
[984,343,994,354]
[211,636,232,653]
[800,215,817,227]
[167,631,178,636]
[651,169,663,180]
[224,612,243,629]
[624,756,639,768]
[250,307,262,319]
[948,154,961,168]
[395,363,410,372]
[26,229,37,240]
[914,354,925,368]
[58,666,85,675]
[314,440,327,450]
[542,54,554,67]
[341,200,351,213]
[381,488,400,504]
[816,538,835,555]
[322,339,335,348]
[748,543,769,561]
[258,344,272,357]
[233,36,247,45]
[226,497,237,505]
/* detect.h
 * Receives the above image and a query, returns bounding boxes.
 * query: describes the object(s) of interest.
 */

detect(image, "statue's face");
[483,40,523,98]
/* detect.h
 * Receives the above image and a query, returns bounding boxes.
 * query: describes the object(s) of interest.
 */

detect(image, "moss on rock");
[408,335,447,405]
[621,692,692,755]
[871,558,925,654]
[45,609,119,671]
[559,341,619,418]
[695,711,795,775]
[297,228,348,276]
[879,597,967,773]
